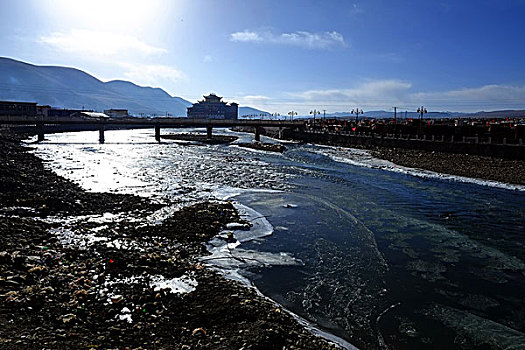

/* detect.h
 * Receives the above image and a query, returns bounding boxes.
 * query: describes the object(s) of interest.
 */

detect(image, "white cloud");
[239,95,270,102]
[291,80,412,108]
[203,55,213,63]
[121,63,186,87]
[236,95,272,109]
[348,3,365,16]
[234,94,284,114]
[230,31,263,43]
[230,30,347,49]
[40,29,167,57]
[415,84,525,105]
[288,82,525,112]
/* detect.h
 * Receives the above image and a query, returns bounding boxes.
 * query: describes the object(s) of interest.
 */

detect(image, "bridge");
[0,116,305,143]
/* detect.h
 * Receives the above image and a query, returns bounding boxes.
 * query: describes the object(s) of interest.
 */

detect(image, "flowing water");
[28,128,525,349]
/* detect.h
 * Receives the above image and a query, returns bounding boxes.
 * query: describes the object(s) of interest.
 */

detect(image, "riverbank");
[256,127,525,186]
[369,146,525,186]
[0,131,341,349]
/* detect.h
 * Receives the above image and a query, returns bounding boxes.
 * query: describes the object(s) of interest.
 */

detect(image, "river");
[28,128,525,349]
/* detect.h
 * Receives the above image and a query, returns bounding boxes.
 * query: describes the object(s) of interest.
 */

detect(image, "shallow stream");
[29,128,525,349]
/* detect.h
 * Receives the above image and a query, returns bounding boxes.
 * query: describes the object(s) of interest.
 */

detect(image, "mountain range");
[0,57,265,117]
[301,109,525,120]
[1,57,524,120]
[319,110,465,119]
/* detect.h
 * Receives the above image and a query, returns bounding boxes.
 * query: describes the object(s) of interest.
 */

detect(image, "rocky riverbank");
[0,131,341,349]
[240,126,525,186]
[370,146,525,186]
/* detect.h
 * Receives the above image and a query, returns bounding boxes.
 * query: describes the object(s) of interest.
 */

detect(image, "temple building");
[187,93,238,119]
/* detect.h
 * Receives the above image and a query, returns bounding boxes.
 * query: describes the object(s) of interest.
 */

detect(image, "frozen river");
[29,128,525,349]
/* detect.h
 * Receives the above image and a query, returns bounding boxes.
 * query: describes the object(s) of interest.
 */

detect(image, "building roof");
[204,93,222,101]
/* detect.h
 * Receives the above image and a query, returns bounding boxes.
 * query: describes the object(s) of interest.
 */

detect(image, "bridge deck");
[0,116,304,128]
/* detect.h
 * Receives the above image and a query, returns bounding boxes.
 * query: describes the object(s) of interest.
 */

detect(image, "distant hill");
[0,57,192,116]
[312,110,524,119]
[238,106,270,117]
[320,110,465,119]
[3,57,521,119]
[0,57,267,117]
[469,110,525,118]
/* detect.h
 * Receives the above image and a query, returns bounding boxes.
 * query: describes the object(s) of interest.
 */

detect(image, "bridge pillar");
[37,122,44,142]
[99,124,105,144]
[155,125,161,142]
[206,125,213,139]
[255,126,261,142]
[278,127,283,139]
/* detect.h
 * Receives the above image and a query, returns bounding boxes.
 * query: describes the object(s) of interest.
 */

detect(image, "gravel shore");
[0,131,341,349]
[370,146,525,186]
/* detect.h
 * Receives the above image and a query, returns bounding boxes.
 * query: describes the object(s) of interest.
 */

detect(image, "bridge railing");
[0,115,305,127]
[0,115,306,143]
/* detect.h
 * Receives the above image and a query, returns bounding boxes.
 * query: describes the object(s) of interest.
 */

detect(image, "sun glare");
[45,0,165,32]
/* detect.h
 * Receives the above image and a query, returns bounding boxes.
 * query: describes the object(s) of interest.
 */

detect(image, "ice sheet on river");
[202,203,301,281]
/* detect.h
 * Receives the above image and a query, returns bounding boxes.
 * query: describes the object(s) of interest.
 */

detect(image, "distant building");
[37,105,51,117]
[104,109,128,118]
[48,108,93,118]
[0,101,37,116]
[187,93,238,119]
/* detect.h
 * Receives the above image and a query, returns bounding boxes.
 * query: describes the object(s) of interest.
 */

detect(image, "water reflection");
[29,128,525,349]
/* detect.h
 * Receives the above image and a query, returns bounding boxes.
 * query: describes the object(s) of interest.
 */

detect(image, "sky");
[1,0,525,114]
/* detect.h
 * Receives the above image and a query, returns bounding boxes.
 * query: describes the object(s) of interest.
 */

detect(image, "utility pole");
[417,106,427,136]
[351,108,363,124]
[310,109,321,123]
[288,111,298,120]
[393,107,397,137]
[393,107,397,124]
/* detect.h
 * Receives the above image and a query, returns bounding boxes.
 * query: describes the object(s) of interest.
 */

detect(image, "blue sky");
[1,0,525,114]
